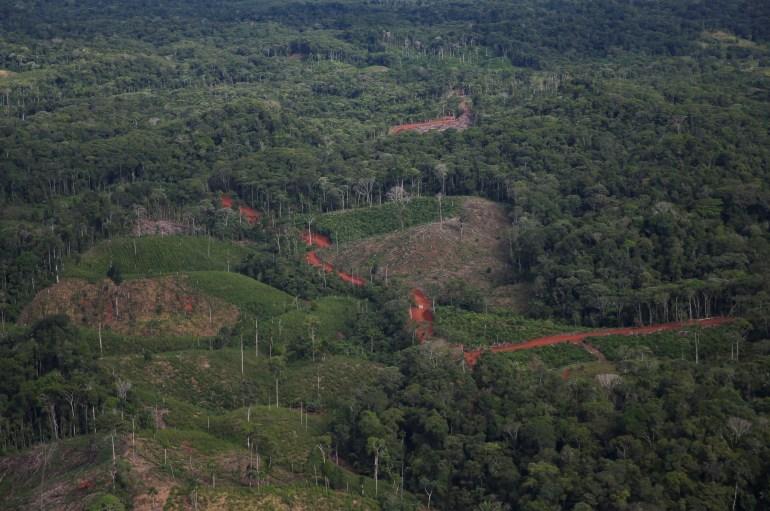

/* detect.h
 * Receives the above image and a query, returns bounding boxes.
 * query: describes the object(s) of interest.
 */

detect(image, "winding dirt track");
[463,316,733,366]
[220,195,262,225]
[298,230,731,367]
[301,232,365,286]
[301,231,433,332]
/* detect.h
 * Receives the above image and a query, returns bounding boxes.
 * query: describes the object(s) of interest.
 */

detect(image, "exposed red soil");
[301,230,332,248]
[302,231,364,286]
[306,251,335,273]
[303,231,439,338]
[338,271,367,286]
[409,288,434,342]
[463,316,734,366]
[20,276,239,337]
[389,96,472,135]
[220,194,262,225]
[238,205,261,224]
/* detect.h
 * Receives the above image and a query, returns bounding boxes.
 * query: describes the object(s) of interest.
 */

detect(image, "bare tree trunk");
[374,452,379,496]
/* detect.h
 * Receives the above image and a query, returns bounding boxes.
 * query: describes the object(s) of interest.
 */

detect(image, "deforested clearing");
[323,197,511,298]
[20,275,239,337]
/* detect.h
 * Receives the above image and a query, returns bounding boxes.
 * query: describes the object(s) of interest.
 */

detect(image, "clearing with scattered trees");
[2,0,770,510]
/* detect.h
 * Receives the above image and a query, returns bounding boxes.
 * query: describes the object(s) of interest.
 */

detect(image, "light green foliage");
[262,296,360,354]
[187,271,294,320]
[499,343,595,368]
[64,237,253,280]
[314,197,461,243]
[434,307,578,348]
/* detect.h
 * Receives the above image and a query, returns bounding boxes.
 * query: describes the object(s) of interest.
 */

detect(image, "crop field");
[187,271,294,320]
[64,236,253,280]
[311,196,462,243]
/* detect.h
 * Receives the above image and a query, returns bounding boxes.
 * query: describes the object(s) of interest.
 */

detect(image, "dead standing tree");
[386,185,411,230]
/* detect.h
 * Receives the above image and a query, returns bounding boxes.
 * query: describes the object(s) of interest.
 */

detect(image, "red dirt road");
[302,231,364,286]
[220,195,262,225]
[463,316,733,366]
[409,289,434,341]
[301,231,332,248]
[338,271,366,286]
[305,251,335,273]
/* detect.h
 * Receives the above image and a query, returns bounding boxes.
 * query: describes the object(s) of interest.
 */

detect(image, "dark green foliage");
[591,325,745,363]
[335,343,770,510]
[0,316,111,450]
[0,0,768,338]
[86,494,125,511]
[106,263,123,285]
[2,1,770,508]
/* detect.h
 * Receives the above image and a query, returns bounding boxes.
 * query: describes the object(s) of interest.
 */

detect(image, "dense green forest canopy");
[2,0,770,332]
[3,1,770,508]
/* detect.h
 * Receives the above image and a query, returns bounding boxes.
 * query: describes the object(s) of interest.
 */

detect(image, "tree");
[107,263,123,285]
[268,356,286,407]
[386,185,411,230]
[367,436,386,496]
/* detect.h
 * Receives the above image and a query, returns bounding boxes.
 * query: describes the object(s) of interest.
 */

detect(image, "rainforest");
[1,0,770,509]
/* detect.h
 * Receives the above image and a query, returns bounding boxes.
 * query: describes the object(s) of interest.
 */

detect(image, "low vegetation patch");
[434,306,577,348]
[498,343,595,368]
[311,196,461,243]
[187,271,294,321]
[590,324,744,363]
[178,484,379,510]
[111,352,388,412]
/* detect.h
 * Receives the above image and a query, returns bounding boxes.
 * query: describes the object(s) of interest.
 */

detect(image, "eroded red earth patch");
[220,195,261,225]
[410,288,434,342]
[302,231,364,287]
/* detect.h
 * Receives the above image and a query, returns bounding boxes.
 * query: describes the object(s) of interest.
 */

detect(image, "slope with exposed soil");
[410,288,434,342]
[389,95,472,135]
[20,275,239,337]
[302,231,366,286]
[322,197,512,298]
[221,194,262,225]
